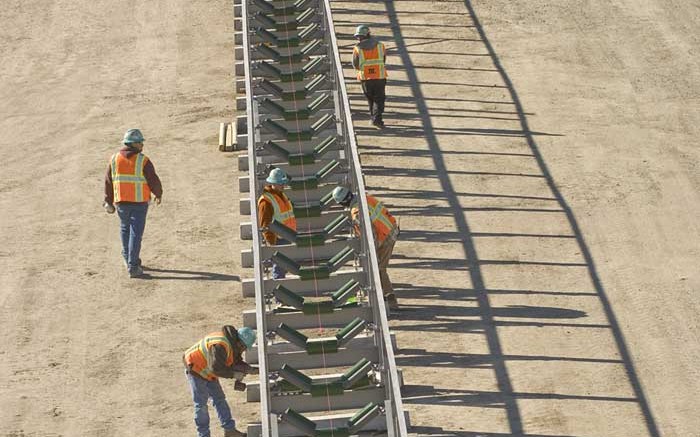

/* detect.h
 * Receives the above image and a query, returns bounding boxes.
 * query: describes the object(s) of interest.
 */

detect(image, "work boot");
[128,266,145,278]
[124,258,143,269]
[224,428,246,437]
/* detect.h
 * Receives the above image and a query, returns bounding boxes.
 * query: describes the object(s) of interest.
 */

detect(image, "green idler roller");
[278,402,381,437]
[273,317,367,354]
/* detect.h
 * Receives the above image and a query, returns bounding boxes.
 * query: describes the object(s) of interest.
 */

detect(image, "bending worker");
[103,128,162,278]
[184,326,258,437]
[258,168,296,279]
[332,186,399,308]
[352,24,388,129]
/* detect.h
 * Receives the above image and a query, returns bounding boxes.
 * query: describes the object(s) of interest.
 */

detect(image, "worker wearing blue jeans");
[184,326,257,437]
[186,373,236,437]
[103,129,162,278]
[116,202,148,270]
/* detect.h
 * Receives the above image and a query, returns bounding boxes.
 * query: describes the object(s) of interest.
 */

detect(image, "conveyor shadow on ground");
[333,0,661,436]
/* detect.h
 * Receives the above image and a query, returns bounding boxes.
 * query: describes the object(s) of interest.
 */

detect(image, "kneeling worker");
[258,168,297,279]
[332,186,399,308]
[184,326,258,437]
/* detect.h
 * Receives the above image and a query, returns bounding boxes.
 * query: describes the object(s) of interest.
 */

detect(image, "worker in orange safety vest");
[103,129,162,278]
[258,168,297,279]
[332,186,399,309]
[352,24,388,129]
[183,326,258,437]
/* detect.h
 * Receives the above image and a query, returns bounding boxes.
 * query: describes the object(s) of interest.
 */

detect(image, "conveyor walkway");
[231,0,408,435]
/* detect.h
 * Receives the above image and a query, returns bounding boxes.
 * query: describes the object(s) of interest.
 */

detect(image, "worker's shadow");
[139,267,240,282]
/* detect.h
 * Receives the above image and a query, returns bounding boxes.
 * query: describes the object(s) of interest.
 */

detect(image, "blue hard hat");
[266,168,289,185]
[237,327,256,349]
[123,129,145,144]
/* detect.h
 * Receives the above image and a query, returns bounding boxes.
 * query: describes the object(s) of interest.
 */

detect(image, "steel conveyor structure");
[231,0,408,435]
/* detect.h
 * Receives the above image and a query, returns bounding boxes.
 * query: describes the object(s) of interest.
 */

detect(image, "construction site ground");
[1,0,699,436]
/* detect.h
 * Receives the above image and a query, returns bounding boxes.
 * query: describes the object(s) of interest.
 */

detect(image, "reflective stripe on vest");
[262,191,297,231]
[184,333,234,381]
[111,153,151,203]
[356,42,387,80]
[367,195,396,244]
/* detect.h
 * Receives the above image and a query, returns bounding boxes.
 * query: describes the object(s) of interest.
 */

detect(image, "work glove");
[234,381,247,391]
[103,202,115,214]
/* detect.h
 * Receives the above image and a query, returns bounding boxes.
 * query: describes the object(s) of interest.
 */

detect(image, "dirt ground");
[1,0,698,436]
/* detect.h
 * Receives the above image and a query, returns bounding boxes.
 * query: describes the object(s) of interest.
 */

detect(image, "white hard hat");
[266,168,289,185]
[332,186,351,203]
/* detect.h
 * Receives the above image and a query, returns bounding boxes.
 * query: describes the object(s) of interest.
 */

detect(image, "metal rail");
[233,0,408,435]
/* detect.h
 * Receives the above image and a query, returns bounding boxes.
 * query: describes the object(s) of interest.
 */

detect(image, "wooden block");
[225,123,234,152]
[218,122,227,152]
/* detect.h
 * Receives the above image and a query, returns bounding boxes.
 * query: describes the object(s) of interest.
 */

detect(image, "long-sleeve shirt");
[257,186,288,245]
[210,344,252,379]
[104,146,163,204]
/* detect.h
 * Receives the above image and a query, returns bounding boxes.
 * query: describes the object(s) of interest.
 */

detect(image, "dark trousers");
[361,79,386,124]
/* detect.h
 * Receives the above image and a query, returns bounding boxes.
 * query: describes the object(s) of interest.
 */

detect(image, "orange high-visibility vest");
[259,189,297,231]
[184,332,235,381]
[352,195,397,245]
[354,42,387,81]
[111,153,151,203]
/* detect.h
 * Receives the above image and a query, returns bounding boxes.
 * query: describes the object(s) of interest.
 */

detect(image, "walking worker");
[332,187,399,308]
[257,168,296,279]
[352,24,388,129]
[103,129,162,278]
[184,326,257,437]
